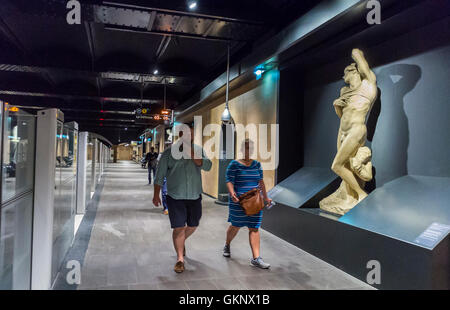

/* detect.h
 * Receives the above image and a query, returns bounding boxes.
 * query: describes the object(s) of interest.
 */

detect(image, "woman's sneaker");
[223,244,231,257]
[251,257,270,269]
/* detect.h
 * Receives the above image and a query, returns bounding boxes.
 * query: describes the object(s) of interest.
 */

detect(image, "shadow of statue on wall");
[365,87,381,193]
[375,63,422,185]
[367,87,382,142]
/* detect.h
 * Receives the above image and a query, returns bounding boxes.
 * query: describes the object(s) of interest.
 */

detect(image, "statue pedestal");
[263,174,450,289]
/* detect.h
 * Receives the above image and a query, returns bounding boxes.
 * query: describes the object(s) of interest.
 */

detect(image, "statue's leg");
[331,128,367,201]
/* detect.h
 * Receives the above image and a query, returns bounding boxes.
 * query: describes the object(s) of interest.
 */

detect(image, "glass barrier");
[0,105,35,290]
[0,193,33,289]
[1,107,36,203]
[86,135,93,202]
[51,122,76,282]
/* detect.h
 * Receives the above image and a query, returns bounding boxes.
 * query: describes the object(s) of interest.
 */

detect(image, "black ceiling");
[0,0,318,144]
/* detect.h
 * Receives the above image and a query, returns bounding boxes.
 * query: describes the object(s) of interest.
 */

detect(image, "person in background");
[223,139,272,269]
[156,149,170,215]
[153,123,212,273]
[162,177,169,215]
[145,147,159,184]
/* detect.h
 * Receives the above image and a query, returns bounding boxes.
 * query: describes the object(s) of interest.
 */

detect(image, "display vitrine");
[0,102,35,290]
[51,122,77,283]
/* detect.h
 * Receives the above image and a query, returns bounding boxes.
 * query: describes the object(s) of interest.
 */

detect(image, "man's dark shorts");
[166,195,202,229]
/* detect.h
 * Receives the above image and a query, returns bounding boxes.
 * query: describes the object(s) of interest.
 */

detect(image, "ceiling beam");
[0,63,193,86]
[147,11,157,31]
[69,117,136,124]
[155,16,184,61]
[0,15,57,88]
[13,104,135,115]
[17,1,264,42]
[0,90,162,105]
[84,21,102,97]
[76,122,145,129]
[203,19,217,38]
[102,1,264,25]
[104,24,238,43]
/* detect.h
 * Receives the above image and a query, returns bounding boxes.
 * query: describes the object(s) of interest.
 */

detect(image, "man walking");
[153,123,212,273]
[145,147,159,184]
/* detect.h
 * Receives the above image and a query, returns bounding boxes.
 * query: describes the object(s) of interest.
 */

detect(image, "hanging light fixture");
[163,80,170,124]
[163,80,167,111]
[221,43,232,124]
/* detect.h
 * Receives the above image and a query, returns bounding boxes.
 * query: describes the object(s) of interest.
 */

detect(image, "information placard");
[414,222,450,248]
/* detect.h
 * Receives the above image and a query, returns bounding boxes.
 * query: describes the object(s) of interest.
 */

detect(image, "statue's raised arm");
[352,48,376,84]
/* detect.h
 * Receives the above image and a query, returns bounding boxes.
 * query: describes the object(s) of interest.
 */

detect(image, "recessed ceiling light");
[188,1,197,10]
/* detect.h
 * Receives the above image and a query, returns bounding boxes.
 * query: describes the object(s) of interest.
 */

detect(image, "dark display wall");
[302,17,450,187]
[277,68,304,183]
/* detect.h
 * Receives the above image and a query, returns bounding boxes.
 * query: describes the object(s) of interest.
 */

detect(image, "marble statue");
[320,48,377,215]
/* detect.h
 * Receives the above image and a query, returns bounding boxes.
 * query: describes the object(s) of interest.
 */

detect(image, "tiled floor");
[76,161,374,290]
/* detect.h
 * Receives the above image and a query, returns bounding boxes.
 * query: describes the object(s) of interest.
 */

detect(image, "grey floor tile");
[78,272,107,289]
[185,279,219,290]
[259,273,305,290]
[106,254,138,286]
[287,268,369,290]
[82,254,109,275]
[66,161,372,291]
[236,275,274,290]
[212,277,247,290]
[94,285,129,290]
[107,267,138,286]
[158,281,189,290]
[129,283,159,290]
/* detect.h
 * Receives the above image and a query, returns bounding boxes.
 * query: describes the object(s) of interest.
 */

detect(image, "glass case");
[0,103,35,290]
[86,134,93,202]
[1,105,35,202]
[95,140,101,184]
[51,122,77,283]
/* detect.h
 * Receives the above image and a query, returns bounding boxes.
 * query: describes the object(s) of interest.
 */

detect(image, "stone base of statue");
[320,146,373,215]
[319,181,359,215]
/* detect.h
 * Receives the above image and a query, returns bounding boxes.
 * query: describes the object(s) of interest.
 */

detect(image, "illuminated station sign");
[135,108,172,122]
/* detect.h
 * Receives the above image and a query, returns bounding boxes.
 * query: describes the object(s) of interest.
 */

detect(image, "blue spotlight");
[254,66,265,80]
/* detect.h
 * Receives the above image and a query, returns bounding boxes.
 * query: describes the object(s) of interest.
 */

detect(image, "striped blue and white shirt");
[225,160,264,228]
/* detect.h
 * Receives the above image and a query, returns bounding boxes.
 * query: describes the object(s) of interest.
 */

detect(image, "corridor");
[67,161,373,290]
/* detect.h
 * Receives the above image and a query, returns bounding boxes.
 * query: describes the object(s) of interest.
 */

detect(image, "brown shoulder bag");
[238,188,264,216]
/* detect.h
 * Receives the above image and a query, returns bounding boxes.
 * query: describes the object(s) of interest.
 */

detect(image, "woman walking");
[223,139,272,269]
